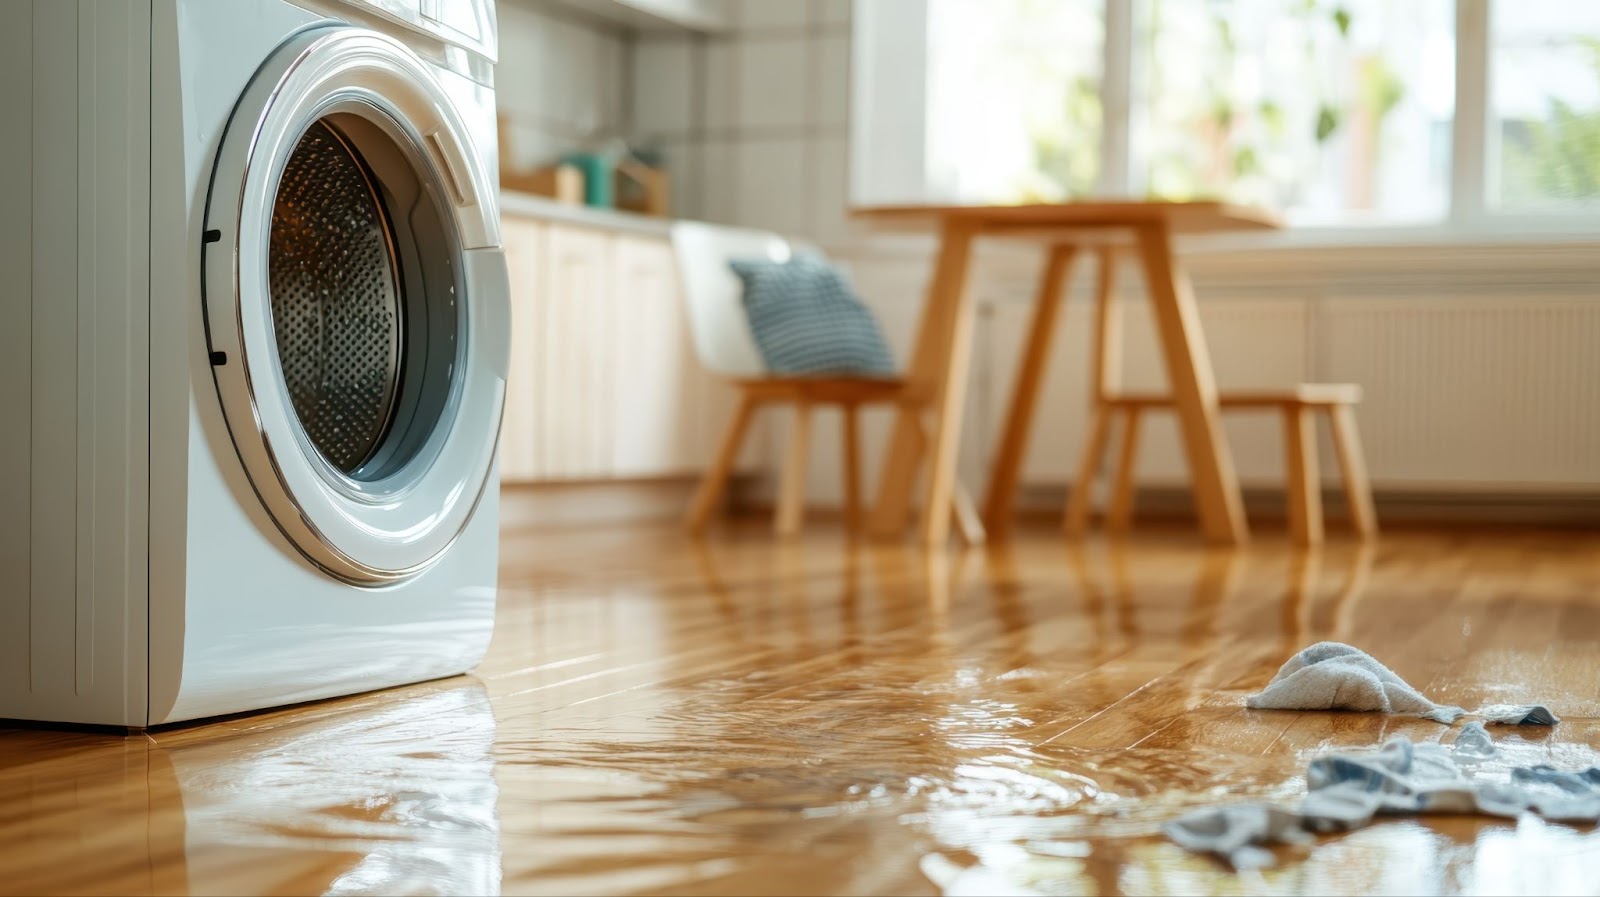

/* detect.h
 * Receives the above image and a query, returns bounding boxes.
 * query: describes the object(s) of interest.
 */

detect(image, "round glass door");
[204,25,510,584]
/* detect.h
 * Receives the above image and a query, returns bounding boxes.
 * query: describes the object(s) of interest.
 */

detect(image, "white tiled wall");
[495,1,871,507]
[630,0,856,246]
[496,2,632,173]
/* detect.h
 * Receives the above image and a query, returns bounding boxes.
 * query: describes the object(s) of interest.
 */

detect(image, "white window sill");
[1183,217,1600,254]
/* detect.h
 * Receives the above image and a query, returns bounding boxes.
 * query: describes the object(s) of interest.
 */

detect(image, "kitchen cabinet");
[499,216,543,481]
[498,211,753,483]
[539,224,614,479]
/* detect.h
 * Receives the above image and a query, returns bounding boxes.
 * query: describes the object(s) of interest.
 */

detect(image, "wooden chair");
[1064,247,1377,546]
[672,221,983,540]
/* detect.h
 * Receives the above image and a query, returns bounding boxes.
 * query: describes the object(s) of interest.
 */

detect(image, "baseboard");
[500,476,1600,530]
[499,476,754,528]
[1013,484,1600,528]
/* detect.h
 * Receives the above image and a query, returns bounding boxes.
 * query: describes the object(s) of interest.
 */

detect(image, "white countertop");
[497,190,675,237]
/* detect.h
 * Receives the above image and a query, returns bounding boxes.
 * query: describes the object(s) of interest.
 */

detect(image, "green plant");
[1502,37,1600,203]
[1027,74,1103,199]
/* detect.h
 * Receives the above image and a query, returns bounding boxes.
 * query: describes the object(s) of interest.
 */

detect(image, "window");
[1491,1,1600,208]
[925,0,1104,202]
[1140,0,1453,223]
[852,0,1600,231]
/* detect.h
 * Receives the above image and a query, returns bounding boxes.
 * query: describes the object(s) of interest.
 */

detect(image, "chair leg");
[951,481,986,546]
[687,393,758,534]
[775,402,814,537]
[841,404,862,532]
[1065,403,1114,536]
[1328,404,1379,539]
[1107,406,1143,532]
[1283,405,1324,547]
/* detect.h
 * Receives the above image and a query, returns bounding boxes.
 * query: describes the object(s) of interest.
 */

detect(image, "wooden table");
[852,201,1282,546]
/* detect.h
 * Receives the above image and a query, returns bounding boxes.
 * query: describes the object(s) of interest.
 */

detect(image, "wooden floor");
[4,513,1600,895]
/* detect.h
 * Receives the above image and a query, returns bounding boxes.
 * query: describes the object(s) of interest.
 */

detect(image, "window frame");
[850,0,1600,241]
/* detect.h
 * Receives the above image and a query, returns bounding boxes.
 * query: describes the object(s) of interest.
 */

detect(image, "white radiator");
[1317,296,1600,491]
[985,292,1600,494]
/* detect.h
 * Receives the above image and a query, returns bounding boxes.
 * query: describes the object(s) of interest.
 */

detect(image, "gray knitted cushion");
[728,254,896,376]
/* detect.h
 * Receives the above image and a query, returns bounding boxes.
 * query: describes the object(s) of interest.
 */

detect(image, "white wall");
[504,1,1600,514]
[629,0,854,242]
[635,2,1600,513]
[497,1,632,171]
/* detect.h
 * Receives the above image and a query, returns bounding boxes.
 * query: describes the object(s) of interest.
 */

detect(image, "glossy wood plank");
[4,515,1600,896]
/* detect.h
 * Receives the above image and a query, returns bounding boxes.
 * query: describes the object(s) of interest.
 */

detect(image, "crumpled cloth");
[1245,642,1465,723]
[1478,703,1561,725]
[1162,804,1311,870]
[1451,720,1497,759]
[1164,726,1600,868]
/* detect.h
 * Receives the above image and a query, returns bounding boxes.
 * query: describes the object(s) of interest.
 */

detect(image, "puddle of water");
[490,647,1600,896]
[13,532,1600,896]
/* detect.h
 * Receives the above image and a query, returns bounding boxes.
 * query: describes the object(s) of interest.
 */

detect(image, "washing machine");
[0,0,511,727]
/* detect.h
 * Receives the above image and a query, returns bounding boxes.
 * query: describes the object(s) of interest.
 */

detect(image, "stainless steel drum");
[268,121,403,475]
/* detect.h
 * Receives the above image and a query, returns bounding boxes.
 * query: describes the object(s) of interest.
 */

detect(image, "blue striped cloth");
[729,254,896,376]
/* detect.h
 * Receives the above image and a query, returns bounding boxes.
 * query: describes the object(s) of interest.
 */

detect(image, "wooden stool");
[1064,248,1377,545]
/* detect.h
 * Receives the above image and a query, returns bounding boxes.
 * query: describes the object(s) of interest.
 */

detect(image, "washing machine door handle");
[463,247,510,380]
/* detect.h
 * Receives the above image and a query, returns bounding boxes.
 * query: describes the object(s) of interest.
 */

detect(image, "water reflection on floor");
[4,522,1600,895]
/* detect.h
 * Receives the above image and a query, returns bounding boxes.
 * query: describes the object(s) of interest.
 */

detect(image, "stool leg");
[1329,404,1379,539]
[1107,406,1143,532]
[1283,405,1323,546]
[775,403,813,537]
[1065,403,1114,536]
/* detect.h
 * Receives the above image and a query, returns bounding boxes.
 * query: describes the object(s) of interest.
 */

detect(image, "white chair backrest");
[670,220,791,378]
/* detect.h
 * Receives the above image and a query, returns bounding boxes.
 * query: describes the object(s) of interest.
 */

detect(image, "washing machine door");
[203,25,510,585]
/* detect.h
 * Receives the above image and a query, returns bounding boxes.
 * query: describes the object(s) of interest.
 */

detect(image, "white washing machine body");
[0,0,510,727]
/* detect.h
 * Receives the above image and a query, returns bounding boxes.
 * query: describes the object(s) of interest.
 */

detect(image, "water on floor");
[3,524,1599,895]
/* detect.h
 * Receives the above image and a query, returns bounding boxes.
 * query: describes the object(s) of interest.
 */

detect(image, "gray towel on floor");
[1450,720,1497,759]
[1245,642,1465,723]
[1478,703,1561,725]
[1162,804,1311,870]
[1164,726,1600,868]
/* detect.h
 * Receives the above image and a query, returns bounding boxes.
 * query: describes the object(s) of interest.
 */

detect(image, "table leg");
[981,244,1079,535]
[868,221,979,542]
[920,312,978,545]
[1133,222,1248,544]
